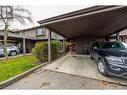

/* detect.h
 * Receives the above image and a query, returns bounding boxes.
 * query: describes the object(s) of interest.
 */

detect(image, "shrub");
[51,40,61,59]
[32,40,62,62]
[32,42,48,62]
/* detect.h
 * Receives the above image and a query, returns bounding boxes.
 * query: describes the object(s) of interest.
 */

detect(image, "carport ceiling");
[38,5,127,39]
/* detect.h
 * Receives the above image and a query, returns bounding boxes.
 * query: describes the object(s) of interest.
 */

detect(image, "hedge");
[32,40,62,62]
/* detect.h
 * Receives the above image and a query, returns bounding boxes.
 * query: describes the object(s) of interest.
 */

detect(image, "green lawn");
[0,55,39,82]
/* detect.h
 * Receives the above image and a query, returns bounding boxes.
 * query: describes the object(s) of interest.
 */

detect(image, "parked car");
[0,45,20,56]
[90,41,127,79]
[19,48,29,54]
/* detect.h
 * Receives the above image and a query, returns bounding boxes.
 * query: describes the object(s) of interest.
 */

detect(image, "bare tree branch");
[0,5,33,60]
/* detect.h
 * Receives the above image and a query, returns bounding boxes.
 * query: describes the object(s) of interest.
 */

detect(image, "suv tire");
[97,59,108,76]
[9,51,17,56]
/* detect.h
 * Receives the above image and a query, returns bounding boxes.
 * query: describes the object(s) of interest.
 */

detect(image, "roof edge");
[38,5,120,25]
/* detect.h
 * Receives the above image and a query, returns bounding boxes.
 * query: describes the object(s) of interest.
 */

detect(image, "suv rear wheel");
[10,51,17,56]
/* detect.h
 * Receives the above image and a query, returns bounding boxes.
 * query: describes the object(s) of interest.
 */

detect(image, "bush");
[51,40,61,59]
[32,42,48,62]
[32,40,62,62]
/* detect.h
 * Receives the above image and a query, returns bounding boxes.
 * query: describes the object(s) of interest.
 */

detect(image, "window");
[36,28,45,36]
[112,43,121,48]
[101,42,124,49]
[122,42,127,49]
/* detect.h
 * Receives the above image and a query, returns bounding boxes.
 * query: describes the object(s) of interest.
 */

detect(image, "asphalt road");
[4,68,127,89]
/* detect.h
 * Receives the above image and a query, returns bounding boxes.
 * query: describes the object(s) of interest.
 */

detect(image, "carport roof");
[38,5,127,39]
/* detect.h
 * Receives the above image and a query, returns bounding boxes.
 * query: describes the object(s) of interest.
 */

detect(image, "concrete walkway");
[43,54,127,86]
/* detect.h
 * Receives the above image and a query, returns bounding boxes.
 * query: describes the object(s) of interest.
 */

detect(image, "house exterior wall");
[75,37,96,54]
[25,39,35,52]
[119,29,127,43]
[0,26,64,53]
[0,31,23,38]
[108,28,127,42]
[24,29,36,38]
[51,32,64,40]
[120,35,127,43]
[0,27,64,40]
[20,27,64,40]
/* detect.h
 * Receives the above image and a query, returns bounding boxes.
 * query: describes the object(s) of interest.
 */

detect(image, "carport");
[0,34,35,55]
[38,5,127,63]
[38,6,127,85]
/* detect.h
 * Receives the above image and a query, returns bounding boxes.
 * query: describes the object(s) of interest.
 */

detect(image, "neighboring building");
[0,26,64,53]
[18,26,63,40]
[119,29,127,43]
[106,29,127,42]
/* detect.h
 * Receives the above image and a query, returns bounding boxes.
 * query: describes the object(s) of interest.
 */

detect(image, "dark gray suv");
[90,41,127,79]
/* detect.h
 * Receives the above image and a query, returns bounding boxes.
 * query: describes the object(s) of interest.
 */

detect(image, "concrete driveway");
[5,68,126,89]
[43,54,127,86]
[4,54,127,89]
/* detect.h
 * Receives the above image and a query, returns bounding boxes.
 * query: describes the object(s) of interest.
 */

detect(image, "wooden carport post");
[23,37,26,55]
[116,32,120,41]
[48,28,52,63]
[23,32,26,55]
[63,38,65,54]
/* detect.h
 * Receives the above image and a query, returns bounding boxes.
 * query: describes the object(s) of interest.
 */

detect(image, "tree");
[0,6,33,60]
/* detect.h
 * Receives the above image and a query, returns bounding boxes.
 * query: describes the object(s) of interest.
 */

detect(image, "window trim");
[36,28,45,36]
